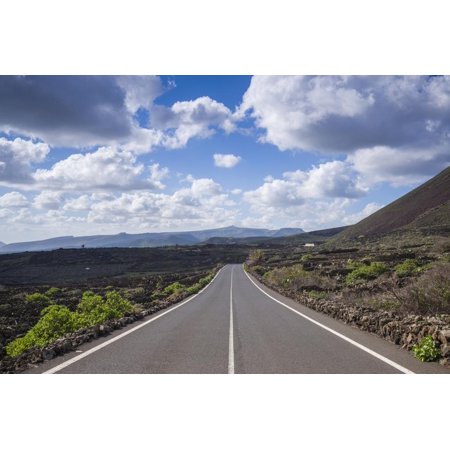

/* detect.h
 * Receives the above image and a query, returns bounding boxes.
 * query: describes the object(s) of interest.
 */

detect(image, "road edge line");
[228,266,235,374]
[43,266,225,374]
[243,267,414,374]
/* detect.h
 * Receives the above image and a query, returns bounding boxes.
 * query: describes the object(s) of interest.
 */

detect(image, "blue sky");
[0,75,449,243]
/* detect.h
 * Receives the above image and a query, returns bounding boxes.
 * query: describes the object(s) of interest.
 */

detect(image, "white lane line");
[43,267,225,374]
[228,266,235,374]
[243,268,414,374]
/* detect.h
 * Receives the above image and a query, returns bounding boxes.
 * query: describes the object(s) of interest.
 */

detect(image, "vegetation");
[394,259,421,277]
[345,261,388,285]
[412,335,441,362]
[5,290,136,357]
[263,264,335,291]
[6,305,77,357]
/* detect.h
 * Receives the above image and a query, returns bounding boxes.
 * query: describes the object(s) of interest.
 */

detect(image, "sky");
[1,75,450,243]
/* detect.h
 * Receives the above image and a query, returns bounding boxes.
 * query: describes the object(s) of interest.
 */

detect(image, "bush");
[346,262,388,285]
[162,282,185,296]
[400,262,450,314]
[6,305,77,357]
[394,259,420,278]
[263,264,335,291]
[25,292,50,303]
[75,290,134,327]
[248,249,264,266]
[412,335,441,362]
[45,287,61,299]
[6,291,136,357]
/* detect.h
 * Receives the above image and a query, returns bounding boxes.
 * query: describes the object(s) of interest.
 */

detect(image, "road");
[27,264,450,374]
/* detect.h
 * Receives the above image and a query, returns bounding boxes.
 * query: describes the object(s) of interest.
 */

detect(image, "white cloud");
[0,191,28,207]
[243,161,366,209]
[213,153,241,168]
[33,146,168,191]
[239,75,450,156]
[151,96,235,149]
[0,137,50,185]
[116,76,163,113]
[342,202,384,225]
[239,75,374,151]
[347,146,450,187]
[33,191,65,210]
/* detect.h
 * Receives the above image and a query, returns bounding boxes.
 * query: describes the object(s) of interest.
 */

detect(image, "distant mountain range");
[336,165,450,241]
[0,226,305,254]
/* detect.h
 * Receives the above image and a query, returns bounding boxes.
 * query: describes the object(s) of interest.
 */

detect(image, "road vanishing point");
[27,264,449,374]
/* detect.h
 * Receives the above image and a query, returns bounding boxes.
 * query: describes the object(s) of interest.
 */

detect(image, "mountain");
[203,226,348,246]
[336,166,450,240]
[0,226,304,254]
[0,241,5,248]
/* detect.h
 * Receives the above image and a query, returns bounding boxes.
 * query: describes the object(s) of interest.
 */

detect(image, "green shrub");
[346,262,388,285]
[162,282,185,295]
[6,291,136,358]
[6,305,77,357]
[45,287,61,299]
[300,254,312,263]
[395,259,420,278]
[25,292,50,303]
[412,335,441,362]
[75,290,134,327]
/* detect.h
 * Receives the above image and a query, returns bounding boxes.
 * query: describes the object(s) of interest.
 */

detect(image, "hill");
[203,226,348,246]
[336,166,450,240]
[0,226,304,254]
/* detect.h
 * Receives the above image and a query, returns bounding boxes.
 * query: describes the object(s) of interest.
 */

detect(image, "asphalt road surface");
[27,264,450,374]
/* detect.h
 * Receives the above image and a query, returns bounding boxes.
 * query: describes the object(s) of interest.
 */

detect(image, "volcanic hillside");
[337,165,450,240]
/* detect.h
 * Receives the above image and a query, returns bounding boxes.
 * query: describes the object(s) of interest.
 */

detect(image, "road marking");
[243,268,415,374]
[228,266,235,374]
[43,267,224,374]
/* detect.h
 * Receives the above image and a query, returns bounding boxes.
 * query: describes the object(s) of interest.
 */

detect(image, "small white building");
[304,243,315,247]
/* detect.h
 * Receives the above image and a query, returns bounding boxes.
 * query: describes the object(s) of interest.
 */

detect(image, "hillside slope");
[337,166,450,240]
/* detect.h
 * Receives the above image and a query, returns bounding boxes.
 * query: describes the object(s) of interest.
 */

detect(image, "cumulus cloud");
[33,191,65,210]
[33,146,169,191]
[0,76,171,152]
[240,75,450,153]
[347,146,450,186]
[116,76,163,113]
[243,161,366,209]
[0,137,49,185]
[213,153,241,168]
[0,191,28,207]
[151,96,235,149]
[0,175,238,242]
[342,203,384,225]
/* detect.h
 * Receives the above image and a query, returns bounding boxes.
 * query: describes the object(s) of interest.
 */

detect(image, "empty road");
[27,264,449,374]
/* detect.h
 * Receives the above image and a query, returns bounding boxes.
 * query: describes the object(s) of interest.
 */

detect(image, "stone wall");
[250,271,450,367]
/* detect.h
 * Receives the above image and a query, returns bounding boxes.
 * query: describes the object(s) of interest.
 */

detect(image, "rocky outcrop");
[251,271,450,367]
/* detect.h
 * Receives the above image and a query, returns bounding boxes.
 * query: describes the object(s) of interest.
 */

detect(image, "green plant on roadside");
[6,305,77,357]
[6,291,135,358]
[346,261,388,285]
[162,282,185,296]
[412,335,441,362]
